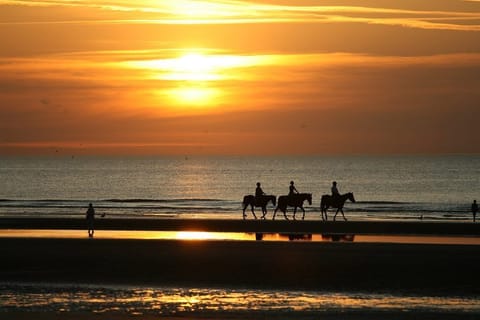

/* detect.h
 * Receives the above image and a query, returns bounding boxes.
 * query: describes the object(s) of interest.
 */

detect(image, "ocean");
[0,155,479,221]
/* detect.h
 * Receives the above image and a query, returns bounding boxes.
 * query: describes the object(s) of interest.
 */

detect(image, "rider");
[255,182,266,206]
[255,182,265,198]
[331,181,340,202]
[289,180,299,197]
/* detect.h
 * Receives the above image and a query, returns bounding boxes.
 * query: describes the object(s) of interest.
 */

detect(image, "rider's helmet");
[256,182,261,187]
[290,180,294,185]
[333,181,337,185]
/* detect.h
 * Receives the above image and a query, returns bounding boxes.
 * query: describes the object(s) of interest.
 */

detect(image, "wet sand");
[1,218,479,319]
[1,236,479,295]
[1,217,480,235]
[4,311,480,320]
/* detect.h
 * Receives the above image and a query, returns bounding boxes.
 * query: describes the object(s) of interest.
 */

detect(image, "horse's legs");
[250,205,257,219]
[273,208,277,220]
[261,206,267,219]
[333,208,340,221]
[293,207,297,220]
[301,206,305,220]
[242,204,247,220]
[340,208,347,221]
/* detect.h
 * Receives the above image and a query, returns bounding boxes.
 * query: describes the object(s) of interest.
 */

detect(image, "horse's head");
[306,193,312,205]
[347,192,356,203]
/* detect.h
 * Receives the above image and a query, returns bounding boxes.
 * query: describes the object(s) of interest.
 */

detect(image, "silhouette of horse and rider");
[242,182,276,219]
[242,181,355,221]
[320,181,356,221]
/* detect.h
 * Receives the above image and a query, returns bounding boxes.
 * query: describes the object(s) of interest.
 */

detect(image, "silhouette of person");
[86,203,95,238]
[331,181,340,202]
[255,182,266,206]
[255,182,265,198]
[289,180,299,196]
[472,200,478,223]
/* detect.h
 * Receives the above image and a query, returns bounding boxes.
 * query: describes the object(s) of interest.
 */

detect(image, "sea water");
[0,155,479,221]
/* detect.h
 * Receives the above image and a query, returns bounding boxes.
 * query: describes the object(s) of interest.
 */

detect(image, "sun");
[167,86,220,107]
[123,50,267,111]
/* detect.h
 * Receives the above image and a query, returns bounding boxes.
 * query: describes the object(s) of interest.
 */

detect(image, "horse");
[320,192,356,221]
[242,195,276,220]
[272,193,312,220]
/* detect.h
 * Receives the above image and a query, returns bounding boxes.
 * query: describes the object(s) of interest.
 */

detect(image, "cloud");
[1,0,479,31]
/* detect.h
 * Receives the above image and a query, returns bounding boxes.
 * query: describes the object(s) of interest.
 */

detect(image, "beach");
[2,236,479,295]
[1,218,479,293]
[1,218,480,319]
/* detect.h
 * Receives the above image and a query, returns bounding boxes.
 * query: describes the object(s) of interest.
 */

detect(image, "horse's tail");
[242,195,252,205]
[277,195,287,209]
[320,194,329,210]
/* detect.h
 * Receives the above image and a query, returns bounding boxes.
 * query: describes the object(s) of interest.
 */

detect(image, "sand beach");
[1,218,479,293]
[1,218,480,319]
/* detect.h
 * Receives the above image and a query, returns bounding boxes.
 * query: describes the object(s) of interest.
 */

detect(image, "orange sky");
[1,0,479,155]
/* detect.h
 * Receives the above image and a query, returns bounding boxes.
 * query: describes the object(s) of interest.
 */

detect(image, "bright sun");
[124,51,264,110]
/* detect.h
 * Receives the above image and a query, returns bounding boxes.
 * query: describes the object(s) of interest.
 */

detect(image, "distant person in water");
[86,203,95,238]
[289,181,299,196]
[472,200,478,223]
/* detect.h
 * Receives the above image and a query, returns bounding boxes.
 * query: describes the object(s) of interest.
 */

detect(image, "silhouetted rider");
[289,181,299,197]
[331,181,340,203]
[255,182,265,198]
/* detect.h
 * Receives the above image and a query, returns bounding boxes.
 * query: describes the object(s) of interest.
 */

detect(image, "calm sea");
[0,155,479,221]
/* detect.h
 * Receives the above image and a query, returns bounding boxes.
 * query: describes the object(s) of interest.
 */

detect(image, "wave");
[0,198,473,222]
[0,198,229,203]
[356,201,408,205]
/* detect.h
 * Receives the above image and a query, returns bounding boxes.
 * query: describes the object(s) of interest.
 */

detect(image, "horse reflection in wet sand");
[242,195,276,220]
[320,192,356,221]
[272,193,312,220]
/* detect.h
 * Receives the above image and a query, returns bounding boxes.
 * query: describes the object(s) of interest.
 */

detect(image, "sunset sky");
[1,0,479,155]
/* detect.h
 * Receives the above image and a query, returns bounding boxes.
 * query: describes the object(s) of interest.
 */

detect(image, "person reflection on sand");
[86,203,95,238]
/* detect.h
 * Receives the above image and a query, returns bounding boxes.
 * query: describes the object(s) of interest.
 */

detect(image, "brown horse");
[320,192,356,221]
[242,195,276,220]
[272,193,312,220]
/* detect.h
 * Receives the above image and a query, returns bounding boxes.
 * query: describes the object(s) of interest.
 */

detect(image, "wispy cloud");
[1,0,479,31]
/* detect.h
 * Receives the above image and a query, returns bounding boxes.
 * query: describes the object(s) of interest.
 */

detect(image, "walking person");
[472,200,478,223]
[86,203,95,238]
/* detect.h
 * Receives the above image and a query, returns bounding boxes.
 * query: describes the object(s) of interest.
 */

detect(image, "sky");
[1,0,479,155]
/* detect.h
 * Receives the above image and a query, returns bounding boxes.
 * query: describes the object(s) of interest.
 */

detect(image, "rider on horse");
[331,181,340,204]
[255,182,266,206]
[289,181,299,197]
